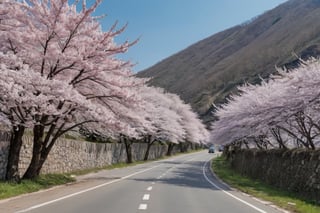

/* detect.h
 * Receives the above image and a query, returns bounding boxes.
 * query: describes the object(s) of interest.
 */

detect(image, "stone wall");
[227,149,320,203]
[0,132,175,179]
[0,132,10,179]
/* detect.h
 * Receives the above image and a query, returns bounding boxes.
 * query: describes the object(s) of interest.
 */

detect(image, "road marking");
[147,186,152,191]
[151,182,155,185]
[16,152,206,213]
[138,204,147,210]
[16,164,162,213]
[202,159,267,213]
[142,194,150,200]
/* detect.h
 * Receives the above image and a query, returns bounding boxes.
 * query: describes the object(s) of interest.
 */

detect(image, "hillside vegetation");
[137,0,320,123]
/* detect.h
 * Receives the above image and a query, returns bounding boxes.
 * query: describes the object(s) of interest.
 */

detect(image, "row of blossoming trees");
[210,58,320,151]
[0,0,209,182]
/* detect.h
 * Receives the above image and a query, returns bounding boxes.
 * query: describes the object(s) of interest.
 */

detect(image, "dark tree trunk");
[270,127,288,149]
[23,103,65,179]
[23,124,45,179]
[179,142,183,152]
[123,136,133,164]
[23,122,60,179]
[23,149,51,179]
[6,125,25,182]
[144,143,152,161]
[277,125,310,149]
[166,143,175,156]
[144,136,155,161]
[23,112,92,179]
[179,142,189,153]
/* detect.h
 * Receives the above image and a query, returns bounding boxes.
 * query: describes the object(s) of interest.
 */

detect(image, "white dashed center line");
[142,194,150,200]
[138,186,153,210]
[138,204,147,210]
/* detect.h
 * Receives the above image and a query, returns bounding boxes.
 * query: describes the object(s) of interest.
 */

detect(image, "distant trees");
[138,86,209,160]
[0,0,208,181]
[210,58,320,150]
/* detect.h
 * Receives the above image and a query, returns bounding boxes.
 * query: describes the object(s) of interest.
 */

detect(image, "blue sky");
[93,0,288,72]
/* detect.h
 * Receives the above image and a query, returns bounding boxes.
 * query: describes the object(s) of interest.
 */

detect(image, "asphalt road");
[0,151,284,213]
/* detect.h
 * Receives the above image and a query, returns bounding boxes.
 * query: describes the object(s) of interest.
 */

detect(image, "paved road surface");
[0,151,284,213]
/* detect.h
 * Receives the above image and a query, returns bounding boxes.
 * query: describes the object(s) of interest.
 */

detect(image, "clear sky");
[93,0,288,72]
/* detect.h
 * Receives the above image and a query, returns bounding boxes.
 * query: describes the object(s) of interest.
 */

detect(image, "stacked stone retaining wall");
[0,132,177,179]
[0,132,10,179]
[227,149,320,203]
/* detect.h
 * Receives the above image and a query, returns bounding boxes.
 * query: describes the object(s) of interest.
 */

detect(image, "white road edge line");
[16,164,162,213]
[202,159,267,213]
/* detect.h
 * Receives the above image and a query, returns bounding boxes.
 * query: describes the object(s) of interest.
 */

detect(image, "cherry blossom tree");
[210,58,320,150]
[0,52,119,180]
[0,0,143,180]
[138,86,209,159]
[138,86,185,159]
[165,92,209,145]
[111,93,155,163]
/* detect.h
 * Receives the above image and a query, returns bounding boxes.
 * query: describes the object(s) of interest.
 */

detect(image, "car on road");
[208,146,215,153]
[218,145,224,152]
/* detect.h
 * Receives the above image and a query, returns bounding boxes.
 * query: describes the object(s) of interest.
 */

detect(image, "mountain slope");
[137,0,320,123]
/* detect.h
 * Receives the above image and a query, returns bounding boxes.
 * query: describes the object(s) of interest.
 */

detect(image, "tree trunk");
[123,136,133,164]
[22,143,42,179]
[179,142,189,153]
[23,124,60,179]
[143,135,154,161]
[23,149,50,179]
[144,143,152,161]
[23,113,90,179]
[166,143,175,156]
[23,124,45,179]
[6,125,25,182]
[270,127,288,149]
[144,139,156,161]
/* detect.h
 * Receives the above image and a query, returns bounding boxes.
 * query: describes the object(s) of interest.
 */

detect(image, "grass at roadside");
[0,162,136,200]
[0,174,75,200]
[212,156,320,213]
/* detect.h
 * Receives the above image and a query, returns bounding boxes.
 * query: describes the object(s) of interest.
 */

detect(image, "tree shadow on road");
[130,160,232,191]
